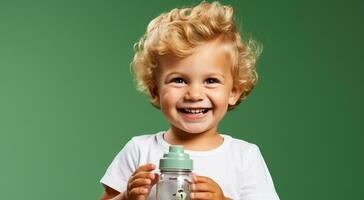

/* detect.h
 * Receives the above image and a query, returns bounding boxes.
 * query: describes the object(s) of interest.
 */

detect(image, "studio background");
[0,0,363,199]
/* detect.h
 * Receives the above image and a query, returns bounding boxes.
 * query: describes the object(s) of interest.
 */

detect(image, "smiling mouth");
[178,108,211,114]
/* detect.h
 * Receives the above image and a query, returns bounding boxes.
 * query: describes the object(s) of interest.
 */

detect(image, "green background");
[0,0,363,199]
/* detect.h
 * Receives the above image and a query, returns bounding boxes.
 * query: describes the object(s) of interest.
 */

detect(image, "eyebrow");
[207,72,226,79]
[164,71,226,80]
[165,72,183,80]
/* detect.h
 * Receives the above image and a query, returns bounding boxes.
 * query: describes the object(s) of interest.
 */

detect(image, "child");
[100,1,279,200]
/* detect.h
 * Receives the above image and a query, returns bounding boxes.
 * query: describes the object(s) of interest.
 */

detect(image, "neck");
[164,127,224,151]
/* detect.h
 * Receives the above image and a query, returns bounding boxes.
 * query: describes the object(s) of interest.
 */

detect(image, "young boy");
[100,2,279,200]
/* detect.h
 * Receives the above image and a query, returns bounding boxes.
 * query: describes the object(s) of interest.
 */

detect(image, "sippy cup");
[156,145,193,200]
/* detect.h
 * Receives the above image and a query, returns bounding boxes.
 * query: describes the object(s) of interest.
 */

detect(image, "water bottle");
[156,145,193,200]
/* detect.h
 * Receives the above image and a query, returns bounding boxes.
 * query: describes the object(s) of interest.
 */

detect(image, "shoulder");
[120,131,164,157]
[128,131,161,147]
[223,134,259,154]
[222,135,264,166]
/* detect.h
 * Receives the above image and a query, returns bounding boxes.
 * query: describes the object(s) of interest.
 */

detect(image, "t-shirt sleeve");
[240,144,280,200]
[100,138,139,192]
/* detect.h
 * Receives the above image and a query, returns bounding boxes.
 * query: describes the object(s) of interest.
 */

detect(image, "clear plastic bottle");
[156,145,193,200]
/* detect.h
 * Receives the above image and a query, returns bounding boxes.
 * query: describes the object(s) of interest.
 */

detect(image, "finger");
[190,192,213,200]
[129,178,152,189]
[128,172,159,192]
[190,182,214,192]
[129,186,149,196]
[192,175,214,184]
[133,163,156,175]
[151,173,159,185]
[132,171,156,180]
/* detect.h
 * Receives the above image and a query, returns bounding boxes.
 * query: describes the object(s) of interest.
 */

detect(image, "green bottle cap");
[159,145,193,171]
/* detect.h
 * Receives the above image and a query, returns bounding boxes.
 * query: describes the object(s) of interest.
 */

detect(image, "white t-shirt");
[100,131,280,200]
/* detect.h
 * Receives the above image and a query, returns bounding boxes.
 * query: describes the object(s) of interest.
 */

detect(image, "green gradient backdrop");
[0,0,363,199]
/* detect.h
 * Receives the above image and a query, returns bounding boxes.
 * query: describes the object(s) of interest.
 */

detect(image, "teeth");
[183,108,207,114]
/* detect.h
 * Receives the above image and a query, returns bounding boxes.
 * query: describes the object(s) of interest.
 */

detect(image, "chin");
[180,125,213,135]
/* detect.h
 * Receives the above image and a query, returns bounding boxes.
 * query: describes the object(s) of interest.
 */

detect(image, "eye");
[170,77,186,84]
[205,78,220,84]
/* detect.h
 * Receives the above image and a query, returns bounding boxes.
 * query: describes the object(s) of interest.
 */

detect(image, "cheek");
[210,90,231,107]
[159,88,183,107]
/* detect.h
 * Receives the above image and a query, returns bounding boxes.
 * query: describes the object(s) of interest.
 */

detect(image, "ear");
[149,86,160,108]
[228,85,243,106]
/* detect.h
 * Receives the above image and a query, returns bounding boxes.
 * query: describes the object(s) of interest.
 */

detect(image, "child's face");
[152,41,241,135]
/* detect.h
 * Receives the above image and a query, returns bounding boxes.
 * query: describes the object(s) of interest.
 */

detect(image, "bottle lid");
[159,145,193,171]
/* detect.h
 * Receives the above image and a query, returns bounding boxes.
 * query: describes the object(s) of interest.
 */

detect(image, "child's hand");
[190,174,231,200]
[125,163,159,200]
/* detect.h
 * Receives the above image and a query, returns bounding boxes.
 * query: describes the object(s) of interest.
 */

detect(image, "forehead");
[157,41,233,75]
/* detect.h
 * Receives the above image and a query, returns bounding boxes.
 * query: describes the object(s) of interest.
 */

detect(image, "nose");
[184,84,204,101]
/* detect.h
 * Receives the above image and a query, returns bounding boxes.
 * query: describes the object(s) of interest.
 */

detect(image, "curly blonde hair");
[132,1,261,109]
